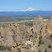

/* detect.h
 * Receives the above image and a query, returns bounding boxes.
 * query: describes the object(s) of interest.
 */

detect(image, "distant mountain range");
[0,11,52,16]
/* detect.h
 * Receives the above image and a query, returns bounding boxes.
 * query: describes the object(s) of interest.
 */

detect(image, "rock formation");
[0,16,52,52]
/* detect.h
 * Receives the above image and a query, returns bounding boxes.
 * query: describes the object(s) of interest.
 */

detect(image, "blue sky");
[0,0,52,11]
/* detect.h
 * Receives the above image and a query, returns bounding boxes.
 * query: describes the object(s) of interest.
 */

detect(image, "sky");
[0,0,52,11]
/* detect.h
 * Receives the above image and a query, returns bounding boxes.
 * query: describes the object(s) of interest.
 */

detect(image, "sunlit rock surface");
[0,16,52,52]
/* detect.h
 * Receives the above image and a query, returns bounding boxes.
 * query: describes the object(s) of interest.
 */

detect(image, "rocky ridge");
[0,16,52,52]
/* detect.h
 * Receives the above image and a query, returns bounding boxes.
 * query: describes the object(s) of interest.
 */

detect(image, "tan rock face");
[0,16,52,52]
[32,17,52,52]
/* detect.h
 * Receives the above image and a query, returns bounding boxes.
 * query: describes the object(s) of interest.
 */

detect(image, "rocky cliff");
[0,16,52,52]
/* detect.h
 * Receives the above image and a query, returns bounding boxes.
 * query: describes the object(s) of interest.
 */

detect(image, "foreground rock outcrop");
[0,16,52,52]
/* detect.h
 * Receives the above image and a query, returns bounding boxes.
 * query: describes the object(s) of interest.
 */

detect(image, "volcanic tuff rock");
[0,16,52,52]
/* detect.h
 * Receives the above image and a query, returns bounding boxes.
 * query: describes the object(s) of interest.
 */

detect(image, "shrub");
[38,50,41,52]
[50,34,52,38]
[0,46,5,50]
[45,49,47,52]
[39,36,44,44]
[39,39,44,44]
[0,45,11,51]
[17,48,21,52]
[48,44,52,48]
